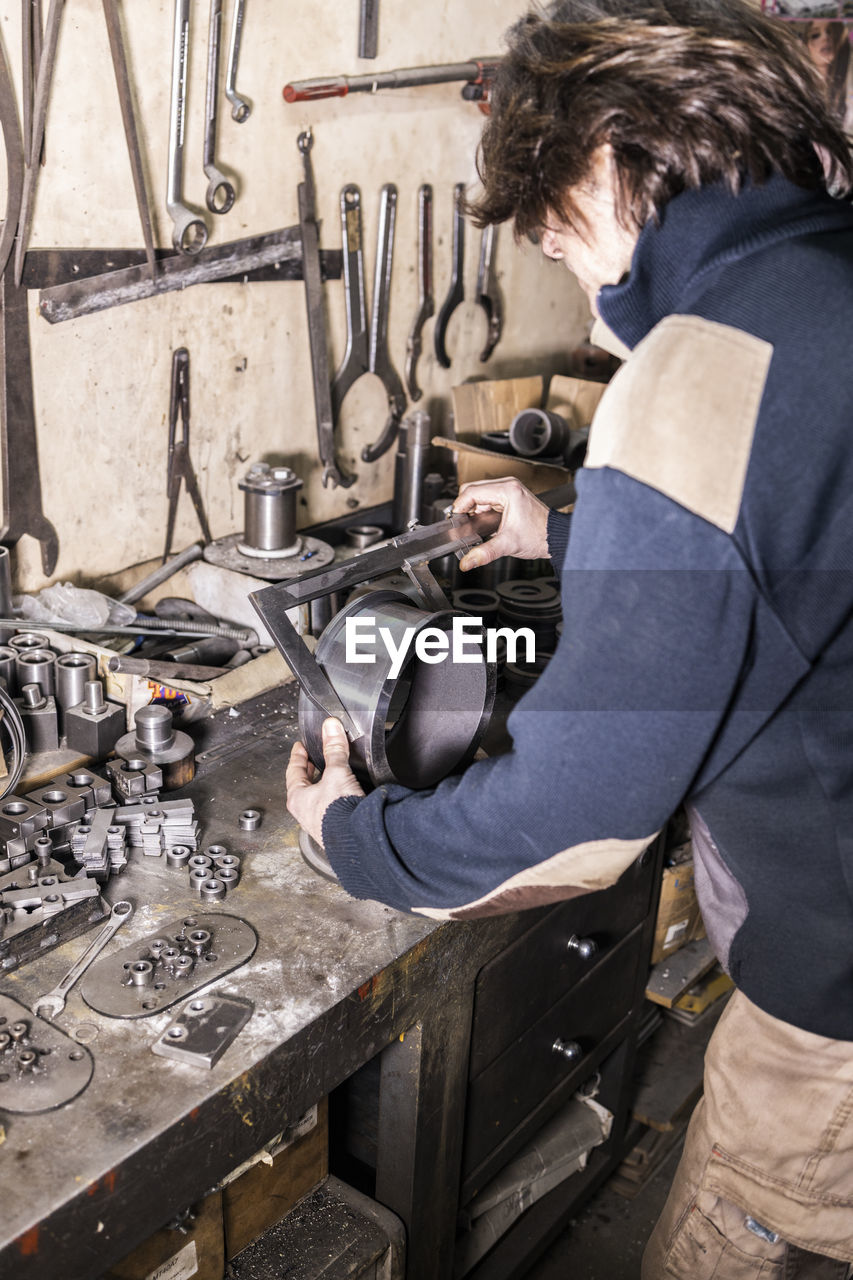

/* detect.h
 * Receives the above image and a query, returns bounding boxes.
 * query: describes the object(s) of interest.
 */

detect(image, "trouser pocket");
[664,1190,785,1279]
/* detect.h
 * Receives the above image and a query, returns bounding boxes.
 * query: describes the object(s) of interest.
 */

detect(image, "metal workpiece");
[0,994,93,1112]
[238,463,303,557]
[152,993,254,1069]
[167,0,208,253]
[23,784,86,829]
[203,0,236,214]
[105,756,164,801]
[118,542,204,607]
[238,808,261,831]
[81,913,258,1018]
[17,685,59,753]
[396,409,433,531]
[9,631,51,653]
[509,407,571,459]
[0,795,50,842]
[405,184,434,402]
[108,655,226,684]
[31,900,133,1021]
[0,644,17,693]
[114,797,199,857]
[165,845,191,868]
[189,866,210,893]
[475,223,503,362]
[69,808,127,880]
[364,183,407,464]
[14,647,56,697]
[55,651,97,729]
[225,0,251,120]
[53,768,112,811]
[300,589,496,788]
[188,853,212,873]
[200,877,225,901]
[434,183,466,369]
[345,525,383,551]
[297,130,356,490]
[64,680,126,759]
[116,703,195,790]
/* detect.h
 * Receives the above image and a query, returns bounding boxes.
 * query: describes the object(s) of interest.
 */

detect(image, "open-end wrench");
[404,183,434,402]
[363,183,406,463]
[0,271,59,575]
[225,0,251,122]
[434,182,466,369]
[14,0,65,287]
[331,184,370,423]
[0,22,24,282]
[32,901,133,1020]
[167,0,208,254]
[102,0,157,276]
[204,0,236,214]
[297,130,355,489]
[475,223,502,362]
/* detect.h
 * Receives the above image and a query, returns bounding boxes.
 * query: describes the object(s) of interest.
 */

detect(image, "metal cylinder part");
[185,928,211,956]
[116,703,195,789]
[509,408,571,458]
[56,652,97,714]
[200,878,226,901]
[299,589,496,789]
[0,645,16,694]
[135,704,174,751]
[215,867,239,890]
[189,868,209,892]
[206,844,227,858]
[188,854,212,872]
[238,463,303,557]
[128,960,154,987]
[9,632,50,652]
[82,680,105,715]
[238,809,261,831]
[345,525,384,551]
[165,846,191,869]
[15,648,56,696]
[173,954,195,977]
[21,683,46,709]
[399,410,433,531]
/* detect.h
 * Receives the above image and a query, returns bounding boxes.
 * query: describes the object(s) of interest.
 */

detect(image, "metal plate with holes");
[151,993,254,1068]
[0,994,93,1112]
[80,913,258,1019]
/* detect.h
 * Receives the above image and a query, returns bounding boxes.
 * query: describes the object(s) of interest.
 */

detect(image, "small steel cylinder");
[15,648,56,696]
[0,645,17,694]
[135,704,175,751]
[56,652,97,716]
[238,463,303,554]
[9,632,50,653]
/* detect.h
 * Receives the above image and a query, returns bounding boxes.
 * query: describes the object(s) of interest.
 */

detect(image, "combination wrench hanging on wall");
[168,0,208,253]
[475,224,503,362]
[404,183,434,402]
[225,0,251,121]
[297,131,355,489]
[204,0,236,214]
[332,183,406,463]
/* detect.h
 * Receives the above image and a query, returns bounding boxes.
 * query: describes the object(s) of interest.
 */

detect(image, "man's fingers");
[321,717,351,766]
[285,740,312,791]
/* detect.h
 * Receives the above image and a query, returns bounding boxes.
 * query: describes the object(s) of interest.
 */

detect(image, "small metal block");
[238,809,261,831]
[0,797,50,842]
[65,699,126,760]
[16,695,60,753]
[151,993,254,1068]
[23,785,86,828]
[52,769,111,810]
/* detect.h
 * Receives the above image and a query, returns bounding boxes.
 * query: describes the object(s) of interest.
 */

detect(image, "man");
[288,2,853,1275]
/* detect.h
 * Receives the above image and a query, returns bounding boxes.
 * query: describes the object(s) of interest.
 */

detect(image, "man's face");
[537,147,640,315]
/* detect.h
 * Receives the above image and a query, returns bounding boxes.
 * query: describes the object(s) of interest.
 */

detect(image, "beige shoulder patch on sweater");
[585,315,773,534]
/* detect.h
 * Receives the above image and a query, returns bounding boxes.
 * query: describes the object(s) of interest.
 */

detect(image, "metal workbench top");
[0,683,523,1280]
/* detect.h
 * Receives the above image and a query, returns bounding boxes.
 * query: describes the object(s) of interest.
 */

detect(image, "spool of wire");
[0,682,27,799]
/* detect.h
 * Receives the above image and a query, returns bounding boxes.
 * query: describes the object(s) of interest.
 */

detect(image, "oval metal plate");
[0,994,93,1112]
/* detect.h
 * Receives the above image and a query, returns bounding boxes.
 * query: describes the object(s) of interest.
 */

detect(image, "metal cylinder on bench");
[238,463,303,558]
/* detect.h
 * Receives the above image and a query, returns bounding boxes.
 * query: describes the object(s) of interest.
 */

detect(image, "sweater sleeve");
[322,466,799,921]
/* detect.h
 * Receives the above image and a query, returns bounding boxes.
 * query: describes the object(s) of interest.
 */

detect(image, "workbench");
[0,683,662,1280]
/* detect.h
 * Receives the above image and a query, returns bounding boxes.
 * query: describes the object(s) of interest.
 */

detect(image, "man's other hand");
[453,477,550,571]
[286,718,365,845]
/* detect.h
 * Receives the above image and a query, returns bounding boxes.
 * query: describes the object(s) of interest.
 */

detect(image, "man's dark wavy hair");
[469,0,853,239]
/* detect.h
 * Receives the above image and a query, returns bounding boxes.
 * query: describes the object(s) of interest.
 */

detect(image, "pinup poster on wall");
[762,1,853,131]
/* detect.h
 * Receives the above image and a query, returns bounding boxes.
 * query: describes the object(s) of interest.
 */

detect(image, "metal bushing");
[238,809,261,831]
[345,525,384,551]
[298,589,496,789]
[215,867,239,891]
[165,845,191,869]
[205,844,227,860]
[55,652,97,732]
[0,645,17,694]
[509,408,571,459]
[115,703,195,790]
[496,579,563,651]
[128,960,154,987]
[9,632,51,653]
[188,854,212,873]
[200,878,226,902]
[213,853,240,873]
[184,928,211,956]
[238,463,303,558]
[188,868,210,893]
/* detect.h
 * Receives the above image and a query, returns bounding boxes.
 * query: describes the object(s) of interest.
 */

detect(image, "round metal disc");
[203,533,335,580]
[298,829,339,883]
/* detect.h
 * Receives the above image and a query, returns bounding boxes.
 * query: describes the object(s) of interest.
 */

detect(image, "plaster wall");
[0,0,591,591]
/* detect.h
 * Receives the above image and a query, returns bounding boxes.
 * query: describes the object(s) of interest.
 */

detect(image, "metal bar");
[23,246,341,290]
[37,225,305,323]
[283,58,498,102]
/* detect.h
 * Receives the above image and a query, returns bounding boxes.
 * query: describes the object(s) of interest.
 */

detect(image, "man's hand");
[453,477,550,572]
[286,718,364,846]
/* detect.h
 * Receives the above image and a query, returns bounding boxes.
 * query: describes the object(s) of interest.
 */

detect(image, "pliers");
[163,348,212,563]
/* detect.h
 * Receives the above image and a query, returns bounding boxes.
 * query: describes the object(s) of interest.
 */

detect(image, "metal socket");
[238,809,261,831]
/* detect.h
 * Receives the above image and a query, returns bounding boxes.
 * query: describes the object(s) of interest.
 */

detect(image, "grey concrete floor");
[523,1136,685,1280]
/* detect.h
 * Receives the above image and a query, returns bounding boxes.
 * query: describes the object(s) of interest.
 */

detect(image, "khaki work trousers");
[642,990,853,1279]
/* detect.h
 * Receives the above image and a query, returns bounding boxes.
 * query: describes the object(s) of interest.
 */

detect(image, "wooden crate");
[103,1188,224,1280]
[223,1097,328,1259]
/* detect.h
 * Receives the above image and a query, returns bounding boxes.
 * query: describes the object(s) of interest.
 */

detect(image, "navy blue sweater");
[324,175,853,1040]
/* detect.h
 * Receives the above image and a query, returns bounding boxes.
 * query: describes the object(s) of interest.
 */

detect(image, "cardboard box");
[222,1098,329,1259]
[432,437,571,494]
[451,376,544,442]
[104,1188,224,1280]
[650,852,706,966]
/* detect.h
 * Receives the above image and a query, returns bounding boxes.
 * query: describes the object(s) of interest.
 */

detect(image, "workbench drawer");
[463,924,644,1177]
[469,848,656,1077]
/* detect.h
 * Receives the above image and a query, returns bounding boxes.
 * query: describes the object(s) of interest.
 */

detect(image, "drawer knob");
[566,934,598,960]
[552,1038,582,1063]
